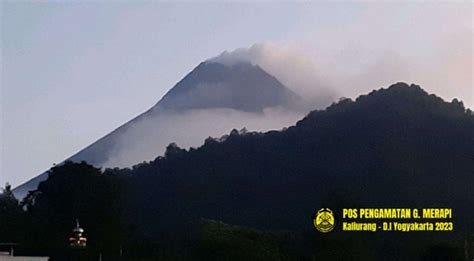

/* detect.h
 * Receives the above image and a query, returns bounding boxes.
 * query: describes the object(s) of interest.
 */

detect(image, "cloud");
[102,107,305,168]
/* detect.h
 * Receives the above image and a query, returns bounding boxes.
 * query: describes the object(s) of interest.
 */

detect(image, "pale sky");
[1,1,472,187]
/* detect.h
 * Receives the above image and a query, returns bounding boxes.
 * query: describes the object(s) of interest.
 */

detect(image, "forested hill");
[124,82,473,233]
[5,82,473,260]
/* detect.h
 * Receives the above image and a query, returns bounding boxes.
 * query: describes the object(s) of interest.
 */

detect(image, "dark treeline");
[1,83,473,260]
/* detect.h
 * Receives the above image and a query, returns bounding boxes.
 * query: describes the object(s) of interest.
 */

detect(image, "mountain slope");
[13,61,304,198]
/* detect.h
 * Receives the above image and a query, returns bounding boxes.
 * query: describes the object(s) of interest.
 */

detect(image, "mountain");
[17,83,474,260]
[13,61,304,199]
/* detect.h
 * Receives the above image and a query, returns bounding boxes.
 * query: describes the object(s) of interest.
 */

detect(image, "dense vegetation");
[1,83,473,260]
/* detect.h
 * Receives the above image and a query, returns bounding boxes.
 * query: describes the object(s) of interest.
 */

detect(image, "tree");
[23,162,125,258]
[165,143,186,158]
[0,182,25,243]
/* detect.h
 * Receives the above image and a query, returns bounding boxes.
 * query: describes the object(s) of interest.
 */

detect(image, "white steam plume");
[208,43,338,109]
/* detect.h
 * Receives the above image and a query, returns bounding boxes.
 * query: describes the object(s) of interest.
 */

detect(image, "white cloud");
[102,107,305,168]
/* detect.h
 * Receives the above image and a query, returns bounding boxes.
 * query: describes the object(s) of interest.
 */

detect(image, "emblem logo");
[313,208,336,233]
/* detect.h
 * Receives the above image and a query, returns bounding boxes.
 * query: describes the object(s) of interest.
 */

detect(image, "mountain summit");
[155,62,303,112]
[13,60,304,198]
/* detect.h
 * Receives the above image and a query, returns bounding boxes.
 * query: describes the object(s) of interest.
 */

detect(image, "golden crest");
[313,208,336,233]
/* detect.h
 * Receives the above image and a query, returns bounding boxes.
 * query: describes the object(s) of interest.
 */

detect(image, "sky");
[1,1,473,187]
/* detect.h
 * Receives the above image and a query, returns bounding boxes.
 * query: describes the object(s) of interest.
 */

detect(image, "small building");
[68,220,87,248]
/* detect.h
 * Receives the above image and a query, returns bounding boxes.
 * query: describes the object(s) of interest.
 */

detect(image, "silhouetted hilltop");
[299,82,469,127]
